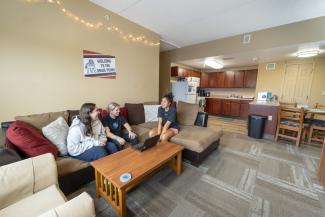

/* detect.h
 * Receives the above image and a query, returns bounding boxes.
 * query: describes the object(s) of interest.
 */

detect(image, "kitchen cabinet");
[209,73,218,88]
[205,98,222,114]
[221,100,231,116]
[240,100,251,118]
[234,71,245,88]
[190,70,201,78]
[171,66,201,78]
[244,69,258,88]
[224,71,235,88]
[230,100,240,116]
[200,72,209,88]
[206,98,253,117]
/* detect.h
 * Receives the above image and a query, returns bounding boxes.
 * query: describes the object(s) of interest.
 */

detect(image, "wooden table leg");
[117,189,126,217]
[176,151,182,176]
[95,170,101,198]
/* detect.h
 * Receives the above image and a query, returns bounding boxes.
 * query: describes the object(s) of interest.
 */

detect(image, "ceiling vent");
[266,63,276,71]
[243,34,251,44]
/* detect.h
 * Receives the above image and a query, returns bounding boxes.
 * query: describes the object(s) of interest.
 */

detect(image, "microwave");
[257,92,272,101]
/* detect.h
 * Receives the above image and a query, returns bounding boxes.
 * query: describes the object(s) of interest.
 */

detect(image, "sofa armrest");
[38,192,95,217]
[194,112,208,127]
[0,153,58,209]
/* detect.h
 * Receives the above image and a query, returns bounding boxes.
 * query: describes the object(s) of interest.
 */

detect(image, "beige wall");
[256,57,325,106]
[160,16,325,98]
[0,0,160,121]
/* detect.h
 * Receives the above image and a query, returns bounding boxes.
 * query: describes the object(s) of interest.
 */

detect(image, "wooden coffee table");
[91,141,184,217]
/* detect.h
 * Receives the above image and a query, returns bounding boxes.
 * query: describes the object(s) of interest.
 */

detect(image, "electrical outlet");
[268,116,272,121]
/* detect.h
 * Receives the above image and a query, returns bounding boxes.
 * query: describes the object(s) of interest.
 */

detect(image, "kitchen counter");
[249,100,280,106]
[205,96,254,101]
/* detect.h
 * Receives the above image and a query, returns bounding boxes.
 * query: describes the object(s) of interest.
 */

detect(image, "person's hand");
[116,137,126,145]
[99,139,106,146]
[128,131,136,139]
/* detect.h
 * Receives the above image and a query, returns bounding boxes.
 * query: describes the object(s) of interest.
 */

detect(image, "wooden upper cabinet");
[209,73,218,88]
[200,72,210,88]
[171,66,201,78]
[190,70,201,78]
[244,69,258,88]
[234,71,245,88]
[224,71,235,88]
[216,72,225,88]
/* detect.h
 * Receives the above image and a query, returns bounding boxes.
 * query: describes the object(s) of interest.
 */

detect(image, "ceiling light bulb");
[297,50,320,58]
[204,60,223,69]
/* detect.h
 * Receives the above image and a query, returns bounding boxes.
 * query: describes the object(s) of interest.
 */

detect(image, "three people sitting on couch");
[149,93,179,141]
[67,94,179,161]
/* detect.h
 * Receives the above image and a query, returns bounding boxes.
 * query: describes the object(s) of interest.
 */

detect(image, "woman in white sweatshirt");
[67,103,118,161]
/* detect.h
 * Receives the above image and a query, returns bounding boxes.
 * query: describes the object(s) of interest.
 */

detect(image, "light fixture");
[204,60,223,69]
[297,50,320,58]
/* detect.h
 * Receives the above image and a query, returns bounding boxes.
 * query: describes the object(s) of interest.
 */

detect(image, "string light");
[22,0,160,47]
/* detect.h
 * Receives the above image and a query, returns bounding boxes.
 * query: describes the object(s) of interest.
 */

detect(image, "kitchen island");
[249,100,279,137]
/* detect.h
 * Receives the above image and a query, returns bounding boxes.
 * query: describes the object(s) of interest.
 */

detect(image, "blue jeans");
[108,132,139,148]
[73,142,119,162]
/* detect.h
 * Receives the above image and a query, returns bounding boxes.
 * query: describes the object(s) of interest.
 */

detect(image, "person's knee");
[149,129,157,137]
[160,133,170,141]
[94,147,108,159]
[106,142,119,153]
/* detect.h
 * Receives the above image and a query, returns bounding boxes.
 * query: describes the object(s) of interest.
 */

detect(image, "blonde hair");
[108,102,120,111]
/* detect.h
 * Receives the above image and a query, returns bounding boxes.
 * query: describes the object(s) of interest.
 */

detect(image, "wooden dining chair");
[308,103,325,143]
[275,106,305,146]
[279,102,297,108]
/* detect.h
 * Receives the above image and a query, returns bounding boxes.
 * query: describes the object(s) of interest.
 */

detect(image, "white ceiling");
[177,41,325,70]
[91,0,325,51]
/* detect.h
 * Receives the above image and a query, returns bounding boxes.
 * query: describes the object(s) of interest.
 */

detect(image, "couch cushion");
[170,125,222,153]
[0,185,66,217]
[177,101,199,126]
[129,125,150,142]
[7,121,58,158]
[144,105,160,122]
[56,157,90,177]
[125,103,145,125]
[0,148,21,167]
[42,117,69,156]
[67,110,79,126]
[120,107,129,123]
[15,111,69,131]
[138,121,158,129]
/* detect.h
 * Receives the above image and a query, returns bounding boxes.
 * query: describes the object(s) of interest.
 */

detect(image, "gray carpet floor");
[69,132,325,217]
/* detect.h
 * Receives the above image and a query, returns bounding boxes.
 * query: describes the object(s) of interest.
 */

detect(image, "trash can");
[248,115,267,139]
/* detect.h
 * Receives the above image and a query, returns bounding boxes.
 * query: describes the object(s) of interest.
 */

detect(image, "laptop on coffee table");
[131,135,160,152]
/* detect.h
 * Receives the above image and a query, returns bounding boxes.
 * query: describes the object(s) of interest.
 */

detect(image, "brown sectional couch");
[0,101,222,195]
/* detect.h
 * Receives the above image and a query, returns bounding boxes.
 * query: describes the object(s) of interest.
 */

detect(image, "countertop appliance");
[257,92,272,101]
[172,77,200,104]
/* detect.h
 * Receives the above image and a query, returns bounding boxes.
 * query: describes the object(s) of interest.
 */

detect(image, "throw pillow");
[15,111,69,130]
[6,121,58,158]
[177,101,199,126]
[125,103,145,125]
[120,107,129,123]
[42,116,69,156]
[144,105,160,122]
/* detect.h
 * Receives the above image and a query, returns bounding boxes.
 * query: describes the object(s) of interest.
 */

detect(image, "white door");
[281,63,314,104]
[294,63,313,104]
[281,64,299,103]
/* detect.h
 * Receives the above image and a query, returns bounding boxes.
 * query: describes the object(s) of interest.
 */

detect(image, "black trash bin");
[248,115,267,139]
